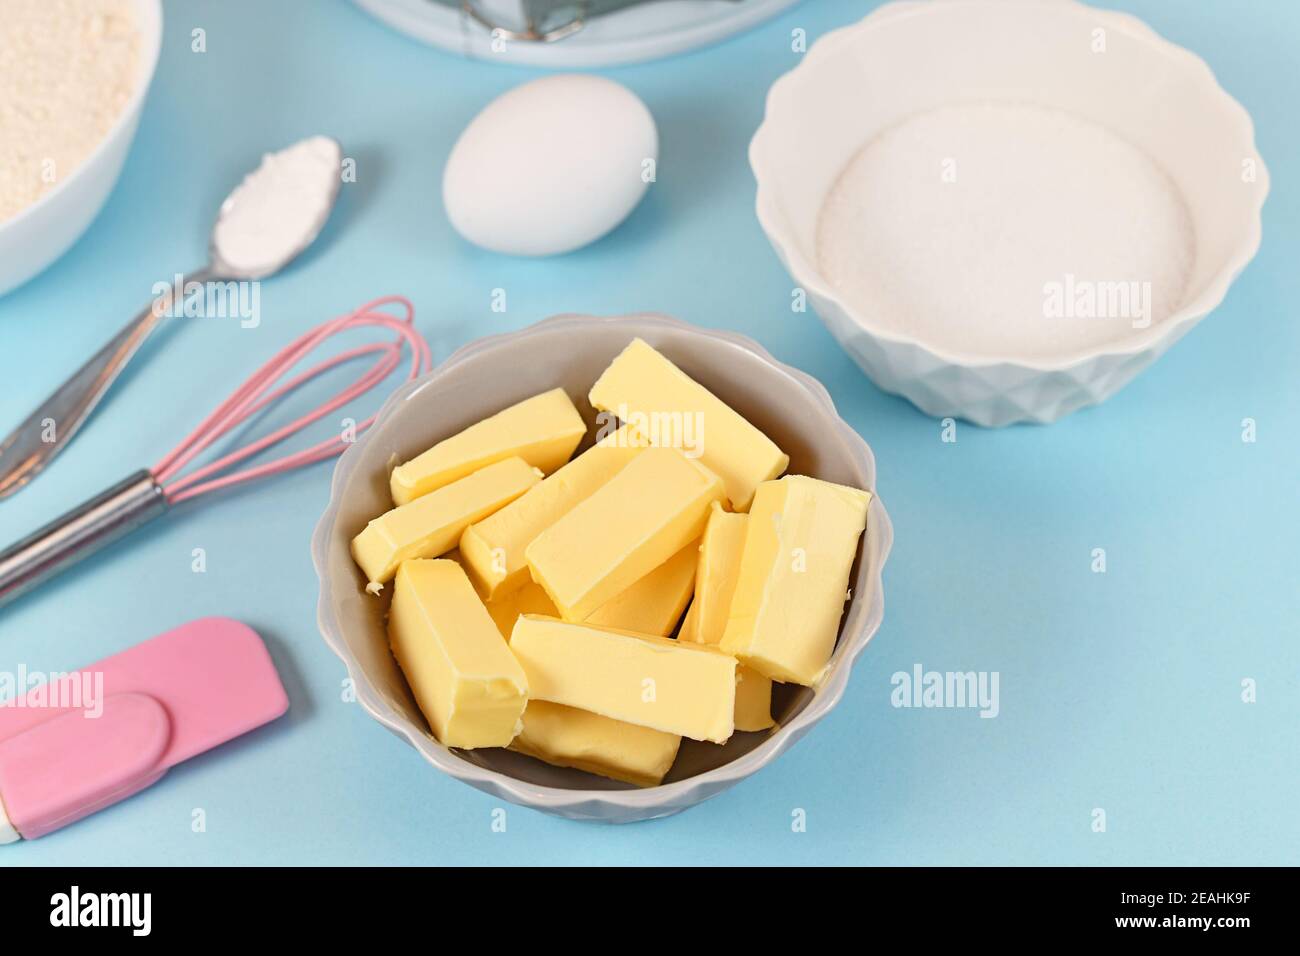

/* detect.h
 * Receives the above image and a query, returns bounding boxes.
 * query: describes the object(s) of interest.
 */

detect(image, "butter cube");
[680,505,771,730]
[678,595,701,642]
[526,448,724,622]
[681,601,773,731]
[586,539,698,637]
[485,580,559,640]
[510,615,737,743]
[390,388,585,505]
[588,338,789,511]
[352,457,541,590]
[683,503,747,645]
[388,560,528,749]
[734,666,775,732]
[460,424,644,600]
[486,541,696,641]
[720,476,870,686]
[511,701,681,787]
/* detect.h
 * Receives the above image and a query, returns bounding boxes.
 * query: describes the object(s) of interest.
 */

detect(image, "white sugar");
[815,103,1196,359]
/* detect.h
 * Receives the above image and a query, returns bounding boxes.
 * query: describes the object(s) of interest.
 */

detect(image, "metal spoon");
[0,135,343,500]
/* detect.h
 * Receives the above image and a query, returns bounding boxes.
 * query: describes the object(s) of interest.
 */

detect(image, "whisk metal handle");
[0,470,168,610]
[0,267,213,501]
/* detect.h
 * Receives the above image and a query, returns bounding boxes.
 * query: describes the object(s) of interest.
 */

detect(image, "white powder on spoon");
[815,103,1196,359]
[212,136,343,277]
[0,0,140,223]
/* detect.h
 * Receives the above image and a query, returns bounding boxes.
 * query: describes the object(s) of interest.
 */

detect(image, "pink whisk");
[0,296,431,608]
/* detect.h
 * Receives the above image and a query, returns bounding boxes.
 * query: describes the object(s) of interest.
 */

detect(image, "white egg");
[443,74,658,257]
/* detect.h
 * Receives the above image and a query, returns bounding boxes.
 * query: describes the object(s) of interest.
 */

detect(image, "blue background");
[1,0,1296,866]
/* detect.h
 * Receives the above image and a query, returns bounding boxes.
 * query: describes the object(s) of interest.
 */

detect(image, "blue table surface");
[1,0,1296,866]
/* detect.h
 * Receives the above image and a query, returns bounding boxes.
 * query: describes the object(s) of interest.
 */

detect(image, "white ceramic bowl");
[313,314,892,822]
[0,0,163,297]
[751,0,1269,426]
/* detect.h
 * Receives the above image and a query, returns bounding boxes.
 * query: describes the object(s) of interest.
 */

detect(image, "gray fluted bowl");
[312,314,893,822]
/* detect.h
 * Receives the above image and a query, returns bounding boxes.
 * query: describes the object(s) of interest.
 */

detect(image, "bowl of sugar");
[0,0,163,297]
[751,0,1268,426]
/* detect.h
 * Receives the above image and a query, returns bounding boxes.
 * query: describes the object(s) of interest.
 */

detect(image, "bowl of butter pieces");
[313,314,892,821]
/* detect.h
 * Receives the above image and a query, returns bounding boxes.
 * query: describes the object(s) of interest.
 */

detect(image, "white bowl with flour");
[750,0,1269,426]
[0,0,163,297]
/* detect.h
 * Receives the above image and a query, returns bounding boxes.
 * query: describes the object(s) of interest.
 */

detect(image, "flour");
[0,0,140,223]
[212,136,342,276]
[815,103,1196,358]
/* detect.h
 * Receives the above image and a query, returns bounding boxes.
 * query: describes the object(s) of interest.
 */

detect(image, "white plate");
[351,0,800,68]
